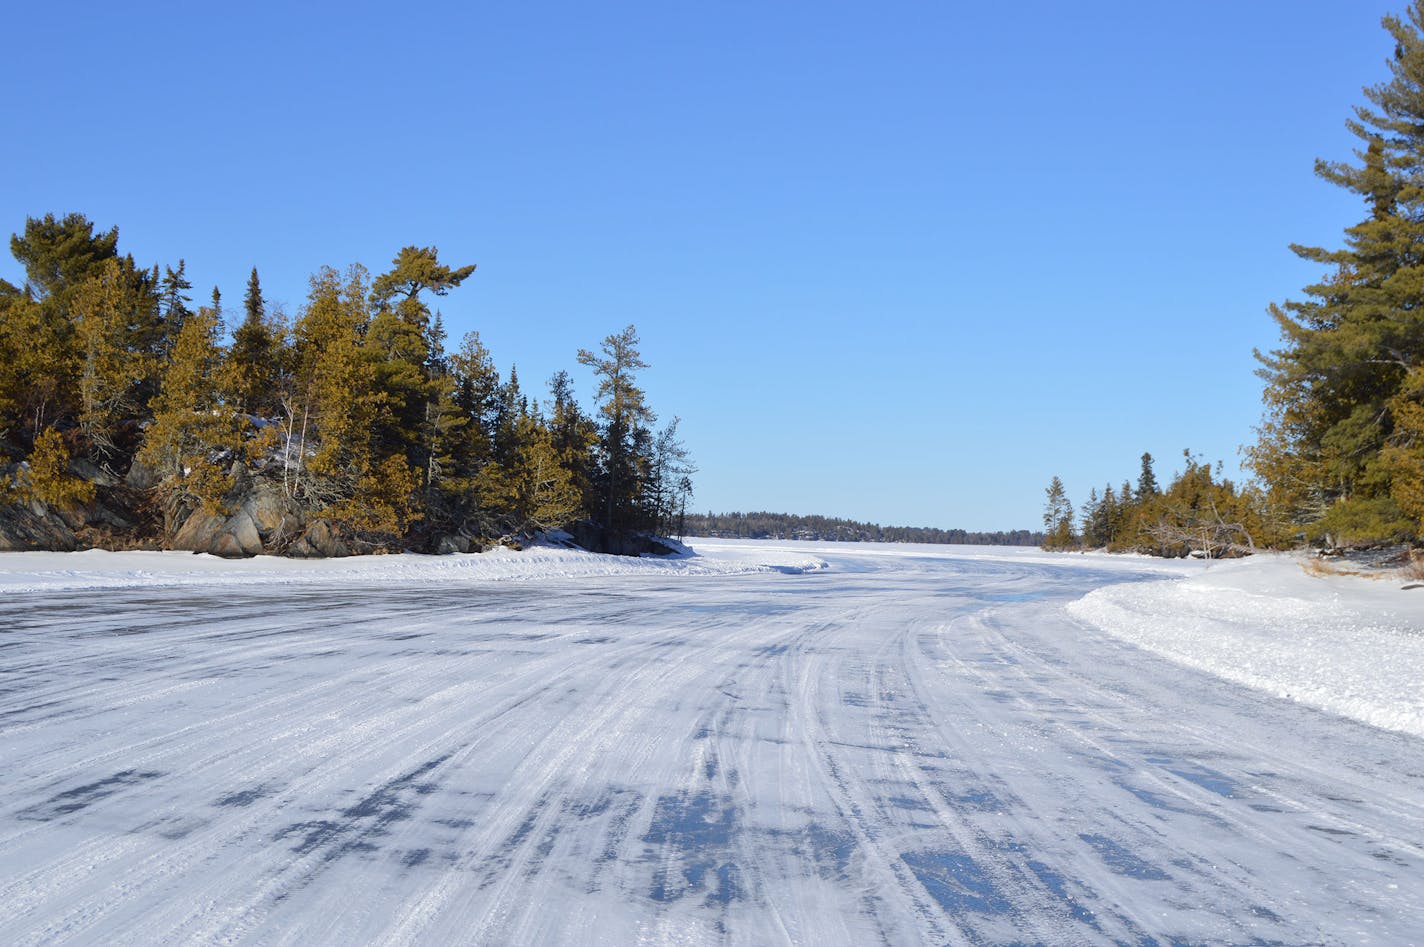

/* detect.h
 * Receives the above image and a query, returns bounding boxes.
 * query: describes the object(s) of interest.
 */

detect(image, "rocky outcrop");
[0,499,80,552]
[170,478,306,558]
[0,457,150,552]
[286,520,350,558]
[4,464,682,560]
[565,521,683,557]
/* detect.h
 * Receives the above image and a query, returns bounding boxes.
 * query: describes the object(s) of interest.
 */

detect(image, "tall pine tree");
[1253,2,1424,542]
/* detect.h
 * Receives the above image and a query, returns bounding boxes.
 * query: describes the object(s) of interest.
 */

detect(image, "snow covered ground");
[1,540,1421,944]
[1069,552,1424,740]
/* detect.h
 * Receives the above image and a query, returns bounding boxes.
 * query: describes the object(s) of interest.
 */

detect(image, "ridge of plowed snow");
[1068,554,1424,738]
[0,542,830,594]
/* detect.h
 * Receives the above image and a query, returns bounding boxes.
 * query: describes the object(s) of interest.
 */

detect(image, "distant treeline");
[683,511,1041,546]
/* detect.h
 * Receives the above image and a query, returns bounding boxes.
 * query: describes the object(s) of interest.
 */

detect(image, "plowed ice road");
[1,544,1421,945]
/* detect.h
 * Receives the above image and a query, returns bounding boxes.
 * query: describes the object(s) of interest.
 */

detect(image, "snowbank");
[1068,554,1424,738]
[0,540,829,594]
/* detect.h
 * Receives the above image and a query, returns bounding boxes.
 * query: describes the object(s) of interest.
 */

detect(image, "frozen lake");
[1,544,1421,944]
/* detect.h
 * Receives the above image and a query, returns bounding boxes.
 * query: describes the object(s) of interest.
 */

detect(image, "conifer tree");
[578,325,653,531]
[546,370,598,516]
[3,214,121,442]
[1042,475,1075,550]
[1135,452,1159,502]
[0,288,74,442]
[476,411,581,538]
[16,426,94,509]
[138,306,240,528]
[158,260,193,353]
[290,265,420,545]
[1081,486,1103,547]
[647,417,695,535]
[1253,2,1424,541]
[226,267,280,415]
[367,247,476,468]
[70,257,160,462]
[9,213,119,307]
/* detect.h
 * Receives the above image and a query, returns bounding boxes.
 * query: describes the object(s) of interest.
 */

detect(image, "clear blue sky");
[0,1,1402,531]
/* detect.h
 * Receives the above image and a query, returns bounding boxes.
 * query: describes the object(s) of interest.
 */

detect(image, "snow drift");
[1068,553,1424,738]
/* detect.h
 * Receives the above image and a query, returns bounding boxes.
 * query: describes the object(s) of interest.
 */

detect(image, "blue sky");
[0,1,1402,530]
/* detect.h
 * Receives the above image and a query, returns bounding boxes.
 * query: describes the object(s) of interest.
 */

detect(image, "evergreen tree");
[158,260,193,353]
[578,325,653,532]
[367,247,476,468]
[9,213,119,307]
[289,264,417,542]
[546,369,598,516]
[15,426,94,509]
[138,306,241,529]
[1135,452,1159,502]
[2,213,121,443]
[1042,475,1075,550]
[1080,486,1103,547]
[647,417,695,535]
[244,265,264,325]
[226,267,281,415]
[0,288,74,444]
[1253,2,1424,542]
[70,256,160,462]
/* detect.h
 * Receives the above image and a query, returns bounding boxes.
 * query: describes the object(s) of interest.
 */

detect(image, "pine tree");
[9,213,119,307]
[3,213,121,442]
[1253,2,1424,543]
[647,417,695,535]
[578,325,654,532]
[1042,476,1075,550]
[367,247,476,467]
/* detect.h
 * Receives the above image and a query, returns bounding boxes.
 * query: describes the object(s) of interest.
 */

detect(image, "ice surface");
[1,541,1421,944]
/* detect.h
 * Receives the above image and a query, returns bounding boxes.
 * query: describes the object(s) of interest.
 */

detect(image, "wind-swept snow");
[1068,553,1424,739]
[1,541,1421,944]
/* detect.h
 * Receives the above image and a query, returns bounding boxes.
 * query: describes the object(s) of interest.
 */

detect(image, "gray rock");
[0,502,79,551]
[125,458,160,490]
[288,520,350,558]
[224,509,263,557]
[240,481,300,544]
[435,534,471,555]
[69,458,121,488]
[172,509,226,553]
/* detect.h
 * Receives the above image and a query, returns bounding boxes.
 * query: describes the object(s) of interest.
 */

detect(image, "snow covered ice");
[1,540,1421,944]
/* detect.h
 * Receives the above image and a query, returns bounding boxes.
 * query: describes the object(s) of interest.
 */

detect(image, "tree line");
[0,213,694,553]
[1048,3,1424,557]
[685,511,1041,546]
[1041,453,1267,558]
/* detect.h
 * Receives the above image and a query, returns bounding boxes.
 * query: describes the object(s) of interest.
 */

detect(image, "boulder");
[237,480,303,546]
[171,506,265,558]
[222,509,264,557]
[287,520,350,558]
[435,534,471,555]
[172,509,227,552]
